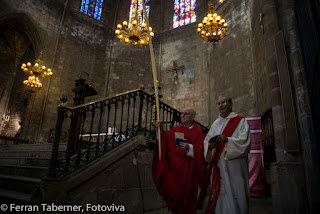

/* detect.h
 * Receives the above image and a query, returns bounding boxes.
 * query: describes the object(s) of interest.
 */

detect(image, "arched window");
[129,0,150,27]
[80,0,104,20]
[173,0,196,28]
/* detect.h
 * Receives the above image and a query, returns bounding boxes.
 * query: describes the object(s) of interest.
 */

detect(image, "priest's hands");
[208,142,217,150]
[155,121,163,130]
[216,134,228,143]
[180,142,189,152]
[208,134,228,150]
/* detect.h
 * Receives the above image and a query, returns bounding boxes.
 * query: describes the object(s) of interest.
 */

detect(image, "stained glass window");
[173,0,196,28]
[129,0,150,27]
[80,0,104,20]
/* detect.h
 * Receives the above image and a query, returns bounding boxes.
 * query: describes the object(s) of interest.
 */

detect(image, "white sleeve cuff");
[187,144,194,158]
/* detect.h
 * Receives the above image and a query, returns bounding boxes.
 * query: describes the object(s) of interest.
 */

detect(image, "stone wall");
[250,0,320,213]
[158,0,210,126]
[275,0,320,212]
[0,0,116,141]
[0,14,34,137]
[106,0,157,97]
[207,0,257,123]
[0,0,261,139]
[37,134,163,213]
[1,0,319,212]
[0,1,45,138]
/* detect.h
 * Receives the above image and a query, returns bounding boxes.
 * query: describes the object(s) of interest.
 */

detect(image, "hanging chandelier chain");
[208,1,216,13]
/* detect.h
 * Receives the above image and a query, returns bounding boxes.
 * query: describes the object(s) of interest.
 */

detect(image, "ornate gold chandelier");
[21,52,53,93]
[197,1,228,45]
[115,10,154,46]
[23,75,42,93]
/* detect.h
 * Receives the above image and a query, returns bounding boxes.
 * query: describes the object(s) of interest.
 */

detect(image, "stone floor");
[145,197,273,214]
[249,197,272,214]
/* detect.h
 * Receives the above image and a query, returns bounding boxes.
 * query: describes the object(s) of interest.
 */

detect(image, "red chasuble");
[152,124,206,214]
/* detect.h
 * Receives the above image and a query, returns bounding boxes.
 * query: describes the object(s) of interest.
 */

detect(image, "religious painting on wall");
[49,129,67,143]
[80,0,104,20]
[173,0,197,28]
[129,0,150,27]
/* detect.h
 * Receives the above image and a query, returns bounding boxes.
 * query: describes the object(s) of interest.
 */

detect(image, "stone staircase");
[0,141,273,214]
[0,143,66,204]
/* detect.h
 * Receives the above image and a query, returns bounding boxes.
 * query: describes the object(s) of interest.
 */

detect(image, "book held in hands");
[175,132,186,146]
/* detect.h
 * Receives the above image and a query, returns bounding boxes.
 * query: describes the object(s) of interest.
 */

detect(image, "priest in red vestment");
[152,107,206,214]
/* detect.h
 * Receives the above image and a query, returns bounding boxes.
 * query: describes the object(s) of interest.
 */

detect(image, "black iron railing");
[47,89,208,178]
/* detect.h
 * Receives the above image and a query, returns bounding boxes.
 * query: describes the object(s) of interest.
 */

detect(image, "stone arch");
[0,12,43,56]
[0,12,43,137]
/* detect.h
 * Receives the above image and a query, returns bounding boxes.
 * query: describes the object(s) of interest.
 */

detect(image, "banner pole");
[141,0,161,161]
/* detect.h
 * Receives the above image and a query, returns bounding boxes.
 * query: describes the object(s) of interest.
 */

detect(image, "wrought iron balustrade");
[47,89,208,178]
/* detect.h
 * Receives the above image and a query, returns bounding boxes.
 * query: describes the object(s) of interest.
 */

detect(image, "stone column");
[262,0,307,213]
[275,0,320,213]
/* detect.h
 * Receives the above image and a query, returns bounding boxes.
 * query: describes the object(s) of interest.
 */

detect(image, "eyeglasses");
[216,100,229,106]
[181,112,193,116]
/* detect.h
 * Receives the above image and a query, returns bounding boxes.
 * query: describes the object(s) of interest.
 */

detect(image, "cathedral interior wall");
[0,0,116,141]
[206,0,257,123]
[0,0,319,213]
[0,0,262,139]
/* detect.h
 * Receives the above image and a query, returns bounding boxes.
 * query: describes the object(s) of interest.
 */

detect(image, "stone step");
[0,165,48,178]
[0,150,65,158]
[0,157,64,167]
[22,157,59,167]
[0,143,67,151]
[0,188,32,203]
[0,174,41,194]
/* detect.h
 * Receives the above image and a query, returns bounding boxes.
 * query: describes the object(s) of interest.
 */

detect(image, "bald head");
[181,107,196,128]
[183,107,196,115]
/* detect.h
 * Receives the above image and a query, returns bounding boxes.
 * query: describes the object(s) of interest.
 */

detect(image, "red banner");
[246,116,266,197]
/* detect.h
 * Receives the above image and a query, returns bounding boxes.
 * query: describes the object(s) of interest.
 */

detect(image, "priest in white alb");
[198,96,251,214]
